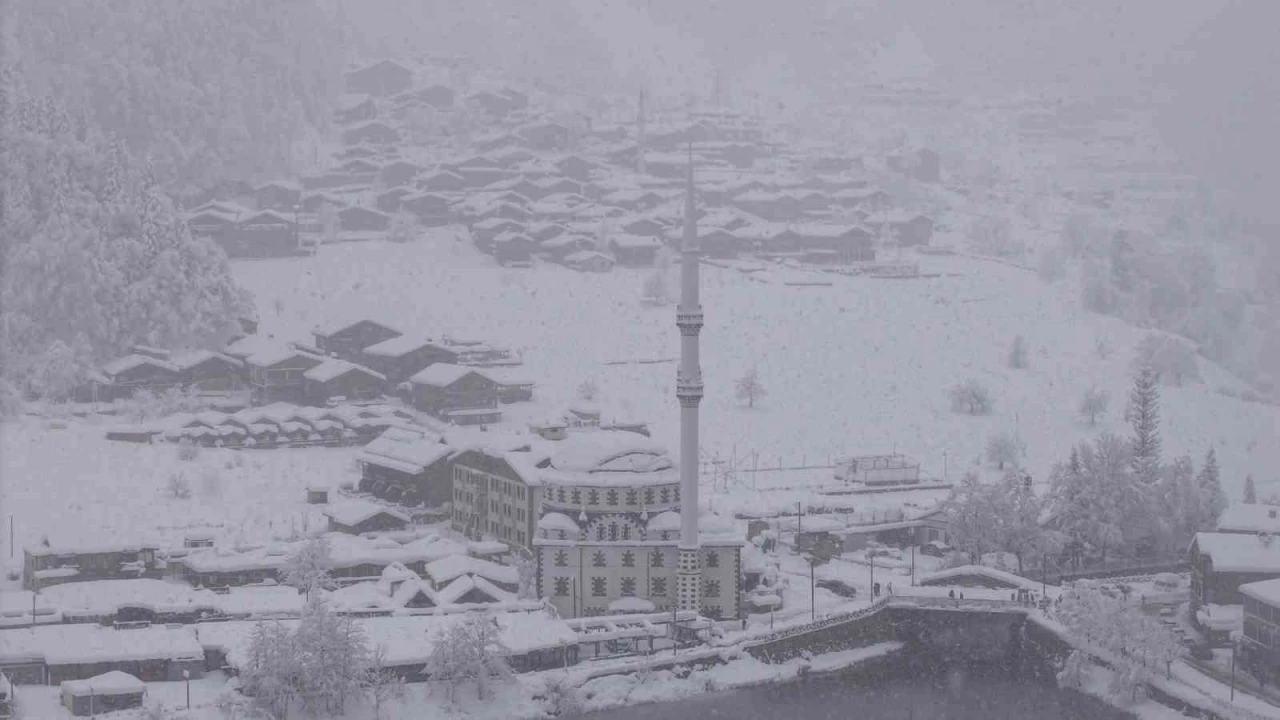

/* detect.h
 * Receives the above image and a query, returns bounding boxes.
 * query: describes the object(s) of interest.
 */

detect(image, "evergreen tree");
[1195,447,1227,526]
[1126,365,1162,483]
[1245,474,1258,504]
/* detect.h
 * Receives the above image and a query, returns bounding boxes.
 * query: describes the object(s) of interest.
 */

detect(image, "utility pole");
[808,557,816,621]
[797,501,802,533]
[911,544,916,586]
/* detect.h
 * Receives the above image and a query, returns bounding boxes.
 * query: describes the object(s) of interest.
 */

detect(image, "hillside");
[231,236,1280,503]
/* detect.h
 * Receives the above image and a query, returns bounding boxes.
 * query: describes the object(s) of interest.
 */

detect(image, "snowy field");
[0,418,361,554]
[235,235,1279,503]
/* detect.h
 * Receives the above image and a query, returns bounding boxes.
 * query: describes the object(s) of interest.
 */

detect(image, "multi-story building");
[532,431,742,620]
[1241,577,1280,684]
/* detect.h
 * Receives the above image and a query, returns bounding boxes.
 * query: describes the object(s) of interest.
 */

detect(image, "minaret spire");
[636,88,647,175]
[675,140,703,615]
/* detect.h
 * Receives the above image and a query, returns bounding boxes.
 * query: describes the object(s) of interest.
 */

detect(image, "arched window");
[587,488,600,506]
[660,487,670,504]
[557,488,566,503]
[609,523,619,541]
[650,549,664,567]
[626,489,638,506]
[554,550,568,567]
[596,524,606,541]
[622,551,636,567]
[606,489,619,506]
[570,489,581,505]
[621,525,631,541]
[644,488,656,505]
[592,550,607,567]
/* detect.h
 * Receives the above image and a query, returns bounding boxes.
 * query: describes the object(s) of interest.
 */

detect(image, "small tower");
[636,88,647,176]
[675,142,703,614]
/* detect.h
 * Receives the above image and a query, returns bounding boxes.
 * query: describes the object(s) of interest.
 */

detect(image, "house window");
[705,551,719,568]
[606,489,619,506]
[554,578,570,596]
[609,523,619,541]
[570,489,581,505]
[554,550,568,567]
[622,551,636,568]
[644,488,655,505]
[591,577,607,597]
[620,577,637,596]
[596,524,606,541]
[650,549,664,567]
[517,531,525,544]
[626,489,638,506]
[592,550,607,567]
[516,508,524,521]
[673,487,680,502]
[587,489,599,505]
[660,488,670,504]
[557,488,567,503]
[704,580,721,598]
[621,525,631,541]
[651,577,668,596]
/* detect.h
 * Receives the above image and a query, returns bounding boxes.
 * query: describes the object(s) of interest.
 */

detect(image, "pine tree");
[1195,447,1227,526]
[1127,365,1162,483]
[1245,474,1258,504]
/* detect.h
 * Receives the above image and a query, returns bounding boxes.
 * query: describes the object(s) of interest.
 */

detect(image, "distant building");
[1216,504,1280,535]
[358,427,456,508]
[325,501,411,535]
[407,364,501,425]
[1190,532,1280,607]
[314,319,403,361]
[345,60,413,97]
[1240,577,1280,684]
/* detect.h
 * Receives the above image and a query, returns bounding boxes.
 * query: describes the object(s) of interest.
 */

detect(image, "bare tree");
[986,432,1025,470]
[1008,334,1029,369]
[950,379,993,415]
[577,379,599,402]
[735,367,767,408]
[282,536,336,600]
[362,645,407,720]
[1080,387,1109,425]
[166,471,193,500]
[425,614,513,702]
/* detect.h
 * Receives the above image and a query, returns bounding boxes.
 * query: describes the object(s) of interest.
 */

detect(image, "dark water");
[575,660,1133,720]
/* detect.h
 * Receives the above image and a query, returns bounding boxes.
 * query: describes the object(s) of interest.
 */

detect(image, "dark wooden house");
[357,429,455,507]
[380,161,423,188]
[376,187,415,214]
[780,224,877,263]
[253,181,302,212]
[345,59,414,97]
[408,364,500,425]
[468,91,519,117]
[865,211,935,247]
[230,210,298,257]
[100,354,181,399]
[608,233,662,267]
[732,191,805,223]
[324,501,410,535]
[171,351,245,392]
[470,218,524,253]
[492,232,536,266]
[699,228,744,258]
[342,121,401,147]
[361,337,458,386]
[338,206,392,232]
[1190,532,1280,607]
[301,192,346,214]
[541,235,596,262]
[515,122,570,151]
[23,543,161,591]
[334,93,378,124]
[302,359,387,405]
[246,346,326,404]
[556,155,596,182]
[314,319,403,360]
[400,192,454,225]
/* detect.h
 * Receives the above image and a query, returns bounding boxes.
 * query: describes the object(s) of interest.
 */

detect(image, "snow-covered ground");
[234,236,1279,504]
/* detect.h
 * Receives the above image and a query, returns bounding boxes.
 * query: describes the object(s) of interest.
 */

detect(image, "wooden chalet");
[527,222,568,243]
[246,346,326,404]
[401,83,455,110]
[358,428,455,507]
[314,319,403,360]
[470,218,525,253]
[61,672,148,715]
[400,192,454,225]
[602,188,664,212]
[541,235,596,262]
[865,211,935,247]
[227,210,299,258]
[834,187,892,211]
[338,206,392,232]
[699,228,745,258]
[325,500,411,535]
[376,187,415,214]
[474,201,530,225]
[342,121,401,147]
[622,217,667,238]
[454,164,509,189]
[170,350,245,392]
[468,91,519,117]
[334,93,378,124]
[563,249,614,272]
[303,359,387,406]
[100,354,181,399]
[492,231,536,266]
[418,170,467,194]
[778,224,877,264]
[732,190,805,223]
[23,543,161,591]
[253,181,302,211]
[608,233,662,267]
[472,131,523,153]
[485,368,535,403]
[489,148,537,169]
[408,364,500,425]
[380,160,423,188]
[1190,532,1280,607]
[345,59,414,97]
[300,192,346,214]
[361,335,459,384]
[556,155,596,182]
[515,122,570,151]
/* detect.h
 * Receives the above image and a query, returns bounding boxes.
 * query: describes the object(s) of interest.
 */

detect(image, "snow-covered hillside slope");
[232,236,1279,501]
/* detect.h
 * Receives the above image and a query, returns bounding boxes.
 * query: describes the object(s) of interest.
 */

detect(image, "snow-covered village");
[2,2,1280,719]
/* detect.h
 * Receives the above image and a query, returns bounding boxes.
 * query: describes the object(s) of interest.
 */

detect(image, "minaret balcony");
[676,308,704,335]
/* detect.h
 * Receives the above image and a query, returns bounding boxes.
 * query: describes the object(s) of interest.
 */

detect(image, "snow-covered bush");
[282,536,335,599]
[424,614,513,702]
[577,379,599,402]
[949,379,993,415]
[176,439,200,462]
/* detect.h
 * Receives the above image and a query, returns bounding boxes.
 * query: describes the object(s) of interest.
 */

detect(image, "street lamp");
[183,669,190,709]
[807,557,817,621]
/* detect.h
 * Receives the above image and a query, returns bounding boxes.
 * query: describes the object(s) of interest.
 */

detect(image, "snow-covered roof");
[919,565,1046,591]
[409,362,492,387]
[537,512,580,534]
[1242,577,1280,608]
[547,431,671,474]
[325,500,410,528]
[303,358,386,384]
[245,345,323,369]
[61,671,146,697]
[609,233,661,249]
[223,334,278,359]
[362,334,441,358]
[169,350,243,371]
[102,354,179,377]
[358,430,452,474]
[646,511,682,533]
[564,250,613,265]
[0,624,203,666]
[1193,532,1280,573]
[315,318,402,339]
[608,597,656,613]
[424,554,518,587]
[1217,504,1280,535]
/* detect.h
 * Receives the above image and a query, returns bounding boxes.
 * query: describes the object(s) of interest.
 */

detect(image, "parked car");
[921,541,953,557]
